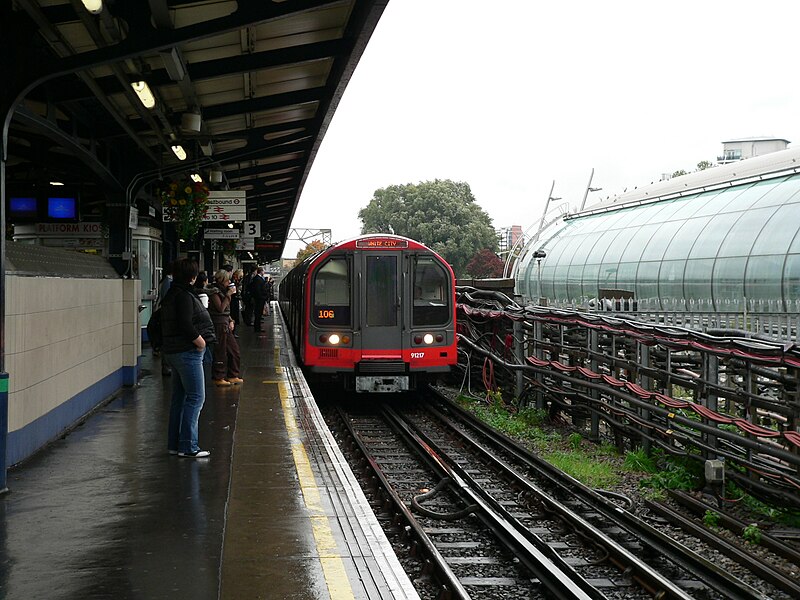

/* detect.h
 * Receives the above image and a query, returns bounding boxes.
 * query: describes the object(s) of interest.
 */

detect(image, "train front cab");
[307,241,457,392]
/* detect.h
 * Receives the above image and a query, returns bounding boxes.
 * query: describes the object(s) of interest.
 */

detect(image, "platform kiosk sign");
[204,190,247,222]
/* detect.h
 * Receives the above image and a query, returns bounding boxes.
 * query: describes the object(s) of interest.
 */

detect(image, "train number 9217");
[317,309,335,319]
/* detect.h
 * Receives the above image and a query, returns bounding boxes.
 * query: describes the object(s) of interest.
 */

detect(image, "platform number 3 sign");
[243,221,261,238]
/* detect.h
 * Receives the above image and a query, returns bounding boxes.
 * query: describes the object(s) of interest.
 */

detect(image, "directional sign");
[242,221,261,238]
[204,190,247,222]
[204,229,241,239]
[236,238,255,250]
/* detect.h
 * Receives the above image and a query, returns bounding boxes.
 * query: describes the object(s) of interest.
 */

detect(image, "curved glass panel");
[749,175,800,208]
[712,257,747,306]
[662,217,714,260]
[750,203,800,255]
[717,207,779,257]
[744,255,784,305]
[721,179,776,212]
[618,223,661,263]
[687,212,741,259]
[685,189,728,217]
[684,258,714,301]
[581,263,601,298]
[615,261,639,291]
[639,220,684,261]
[658,259,686,302]
[783,254,800,311]
[600,226,640,264]
[636,261,660,301]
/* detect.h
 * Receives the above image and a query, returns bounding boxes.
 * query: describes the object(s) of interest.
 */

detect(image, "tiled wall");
[5,276,141,466]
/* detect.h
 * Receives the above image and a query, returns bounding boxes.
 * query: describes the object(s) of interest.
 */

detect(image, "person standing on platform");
[208,270,243,386]
[161,258,216,458]
[230,268,243,337]
[241,266,254,326]
[250,267,269,332]
[154,262,173,376]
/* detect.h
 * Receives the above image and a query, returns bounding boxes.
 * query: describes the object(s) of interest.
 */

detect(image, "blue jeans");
[165,349,206,454]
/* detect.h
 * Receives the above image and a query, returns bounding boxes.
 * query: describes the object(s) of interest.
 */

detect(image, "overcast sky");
[287,0,800,257]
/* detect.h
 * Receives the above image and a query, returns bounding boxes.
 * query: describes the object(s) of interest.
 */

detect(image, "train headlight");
[423,333,434,344]
[328,333,341,345]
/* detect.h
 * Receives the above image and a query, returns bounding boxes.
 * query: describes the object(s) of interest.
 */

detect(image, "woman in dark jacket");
[208,269,243,386]
[161,259,216,458]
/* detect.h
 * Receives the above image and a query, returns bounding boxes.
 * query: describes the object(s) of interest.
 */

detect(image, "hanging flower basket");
[158,180,209,239]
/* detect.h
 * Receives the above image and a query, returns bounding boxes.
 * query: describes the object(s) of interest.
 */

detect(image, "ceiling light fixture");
[131,80,156,109]
[49,180,64,186]
[227,223,234,229]
[209,170,222,183]
[190,173,202,183]
[171,145,187,160]
[80,0,103,14]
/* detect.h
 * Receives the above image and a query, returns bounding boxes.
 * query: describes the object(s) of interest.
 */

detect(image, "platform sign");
[236,238,255,250]
[203,190,247,222]
[204,229,240,240]
[242,221,260,238]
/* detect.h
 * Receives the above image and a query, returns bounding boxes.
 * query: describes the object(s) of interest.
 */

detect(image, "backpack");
[147,307,163,350]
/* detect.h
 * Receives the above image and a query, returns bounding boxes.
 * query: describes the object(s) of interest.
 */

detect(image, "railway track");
[322,389,776,599]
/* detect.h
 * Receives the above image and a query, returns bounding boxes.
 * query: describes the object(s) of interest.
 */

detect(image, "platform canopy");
[4,0,387,261]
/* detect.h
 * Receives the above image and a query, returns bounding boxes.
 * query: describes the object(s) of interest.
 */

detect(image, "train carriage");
[279,234,457,392]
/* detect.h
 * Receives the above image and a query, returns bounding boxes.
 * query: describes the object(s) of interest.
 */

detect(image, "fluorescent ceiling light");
[190,173,202,183]
[227,223,234,229]
[49,181,64,186]
[131,80,156,109]
[81,0,103,14]
[171,145,187,161]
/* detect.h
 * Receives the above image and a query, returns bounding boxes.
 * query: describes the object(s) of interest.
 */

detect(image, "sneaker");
[213,379,232,386]
[227,377,244,384]
[178,449,210,458]
[168,449,178,456]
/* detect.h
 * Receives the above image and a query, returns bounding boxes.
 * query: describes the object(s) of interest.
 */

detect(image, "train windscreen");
[366,255,397,326]
[313,257,351,325]
[413,256,449,326]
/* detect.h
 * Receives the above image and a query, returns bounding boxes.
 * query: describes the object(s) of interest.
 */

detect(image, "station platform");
[0,305,419,600]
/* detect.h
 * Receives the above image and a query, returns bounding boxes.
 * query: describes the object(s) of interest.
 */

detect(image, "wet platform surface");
[0,307,418,600]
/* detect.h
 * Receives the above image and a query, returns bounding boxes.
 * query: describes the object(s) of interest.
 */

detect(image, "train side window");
[413,256,449,326]
[313,257,351,325]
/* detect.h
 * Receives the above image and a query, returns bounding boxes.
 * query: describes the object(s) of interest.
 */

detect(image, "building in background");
[717,137,790,164]
[497,225,523,254]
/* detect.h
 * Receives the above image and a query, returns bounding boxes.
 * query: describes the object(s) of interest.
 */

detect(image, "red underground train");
[279,234,457,392]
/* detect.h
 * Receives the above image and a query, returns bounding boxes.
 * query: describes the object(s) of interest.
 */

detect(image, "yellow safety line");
[275,352,355,600]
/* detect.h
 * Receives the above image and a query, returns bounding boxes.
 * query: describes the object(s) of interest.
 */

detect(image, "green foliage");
[696,160,713,171]
[296,239,328,262]
[568,432,582,450]
[543,450,619,488]
[671,169,688,178]
[703,510,720,528]
[623,448,658,473]
[358,180,498,276]
[639,454,701,491]
[742,523,762,545]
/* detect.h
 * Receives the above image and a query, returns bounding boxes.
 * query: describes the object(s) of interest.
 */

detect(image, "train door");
[360,252,402,354]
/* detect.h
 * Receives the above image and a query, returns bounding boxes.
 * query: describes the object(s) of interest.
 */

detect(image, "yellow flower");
[184,186,192,194]
[170,183,178,190]
[179,199,186,205]
[170,199,177,205]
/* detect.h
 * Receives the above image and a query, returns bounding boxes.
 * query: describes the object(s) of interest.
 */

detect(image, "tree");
[696,160,713,171]
[465,249,505,278]
[358,179,497,276]
[671,169,688,178]
[296,239,327,262]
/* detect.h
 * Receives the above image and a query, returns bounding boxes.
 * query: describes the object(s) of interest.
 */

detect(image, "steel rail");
[332,406,470,600]
[429,389,771,600]
[381,405,599,600]
[419,402,697,600]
